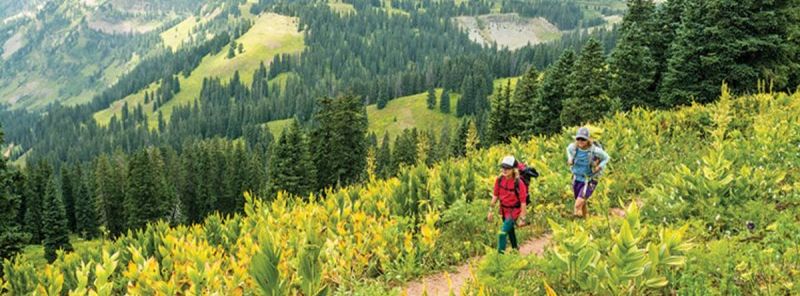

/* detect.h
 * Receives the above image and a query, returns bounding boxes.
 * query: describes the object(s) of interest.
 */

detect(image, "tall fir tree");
[311,95,368,190]
[439,88,451,114]
[268,120,317,198]
[60,166,77,233]
[660,0,800,105]
[561,38,610,127]
[609,25,657,109]
[42,177,72,263]
[125,148,173,230]
[510,68,540,136]
[74,166,99,239]
[393,129,418,169]
[451,118,470,158]
[376,132,393,179]
[94,153,127,237]
[426,87,436,110]
[438,124,452,160]
[537,50,575,135]
[1,128,29,267]
[487,83,513,144]
[24,161,52,243]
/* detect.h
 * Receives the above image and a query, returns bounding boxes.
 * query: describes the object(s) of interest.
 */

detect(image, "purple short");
[573,179,598,199]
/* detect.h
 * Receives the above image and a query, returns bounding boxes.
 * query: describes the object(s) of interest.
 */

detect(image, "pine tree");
[74,166,98,239]
[125,148,172,230]
[238,42,244,54]
[487,83,513,144]
[60,166,77,233]
[24,161,51,243]
[426,87,436,110]
[227,42,236,59]
[457,75,474,117]
[561,38,610,127]
[661,0,799,105]
[609,0,658,109]
[538,50,575,135]
[439,88,451,114]
[1,128,28,266]
[610,26,657,109]
[94,153,126,237]
[376,132,393,178]
[311,95,368,190]
[42,177,72,263]
[376,90,388,109]
[438,125,452,160]
[393,129,418,169]
[510,68,540,136]
[268,120,317,198]
[451,118,470,158]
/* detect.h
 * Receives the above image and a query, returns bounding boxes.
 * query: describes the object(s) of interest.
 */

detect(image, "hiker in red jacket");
[488,155,528,253]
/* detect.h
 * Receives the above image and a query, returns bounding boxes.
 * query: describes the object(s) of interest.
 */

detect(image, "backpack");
[572,141,604,165]
[497,162,539,207]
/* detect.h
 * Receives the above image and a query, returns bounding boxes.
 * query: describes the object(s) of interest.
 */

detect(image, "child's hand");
[487,212,493,222]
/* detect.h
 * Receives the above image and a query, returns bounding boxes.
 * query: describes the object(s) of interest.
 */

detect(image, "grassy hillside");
[93,12,304,127]
[265,77,521,139]
[266,88,461,139]
[367,89,461,139]
[6,88,798,295]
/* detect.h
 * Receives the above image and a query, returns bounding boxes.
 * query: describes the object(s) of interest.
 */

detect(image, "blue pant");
[497,218,518,253]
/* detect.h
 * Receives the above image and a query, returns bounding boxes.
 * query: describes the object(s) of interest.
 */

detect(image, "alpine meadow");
[0,0,799,295]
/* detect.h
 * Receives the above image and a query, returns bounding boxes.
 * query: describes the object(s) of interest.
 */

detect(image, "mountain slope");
[8,88,798,295]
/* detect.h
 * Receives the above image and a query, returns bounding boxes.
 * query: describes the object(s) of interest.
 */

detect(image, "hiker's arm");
[519,183,528,220]
[566,144,575,166]
[596,148,610,169]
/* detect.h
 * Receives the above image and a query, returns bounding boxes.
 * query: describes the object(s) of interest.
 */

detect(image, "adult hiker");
[567,127,610,218]
[488,155,528,253]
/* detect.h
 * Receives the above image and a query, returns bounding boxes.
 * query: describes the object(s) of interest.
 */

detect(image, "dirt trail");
[403,233,552,296]
[403,205,633,296]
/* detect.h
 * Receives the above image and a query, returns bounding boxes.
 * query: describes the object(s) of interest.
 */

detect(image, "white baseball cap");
[500,156,515,169]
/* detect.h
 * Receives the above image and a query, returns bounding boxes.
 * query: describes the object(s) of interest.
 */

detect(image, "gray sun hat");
[575,127,590,140]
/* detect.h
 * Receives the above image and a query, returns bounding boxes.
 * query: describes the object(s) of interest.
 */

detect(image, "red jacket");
[493,175,527,220]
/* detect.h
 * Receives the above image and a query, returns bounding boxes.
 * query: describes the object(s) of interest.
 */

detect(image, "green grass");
[266,118,294,136]
[366,89,461,140]
[264,89,461,140]
[153,13,304,127]
[93,13,304,128]
[19,235,103,270]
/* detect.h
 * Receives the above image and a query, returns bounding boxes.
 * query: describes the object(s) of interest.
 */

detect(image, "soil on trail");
[402,233,552,296]
[403,205,632,296]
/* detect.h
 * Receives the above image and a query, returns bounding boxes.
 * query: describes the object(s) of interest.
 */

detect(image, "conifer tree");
[510,69,540,136]
[94,153,127,237]
[610,0,658,109]
[24,161,51,243]
[487,83,513,144]
[439,88,451,114]
[561,38,610,127]
[60,166,77,233]
[311,95,368,190]
[1,128,28,266]
[42,177,72,263]
[393,129,418,169]
[268,120,317,198]
[538,50,575,135]
[426,87,436,110]
[451,118,470,158]
[74,166,98,239]
[376,132,393,178]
